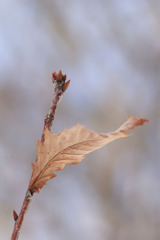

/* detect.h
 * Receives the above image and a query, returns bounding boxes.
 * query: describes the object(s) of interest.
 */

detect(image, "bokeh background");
[0,1,159,239]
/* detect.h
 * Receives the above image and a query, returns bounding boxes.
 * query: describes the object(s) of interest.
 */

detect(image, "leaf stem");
[11,71,70,240]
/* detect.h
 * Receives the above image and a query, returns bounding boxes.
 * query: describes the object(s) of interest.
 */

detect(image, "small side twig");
[41,71,70,143]
[11,70,70,240]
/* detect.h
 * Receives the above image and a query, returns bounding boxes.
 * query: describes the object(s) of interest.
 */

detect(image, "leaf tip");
[127,116,149,126]
[31,162,35,170]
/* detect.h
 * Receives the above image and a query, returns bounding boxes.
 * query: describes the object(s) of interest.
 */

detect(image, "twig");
[11,191,32,240]
[11,70,70,240]
[41,70,70,143]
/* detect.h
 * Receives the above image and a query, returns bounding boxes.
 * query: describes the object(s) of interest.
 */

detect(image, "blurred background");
[0,1,159,239]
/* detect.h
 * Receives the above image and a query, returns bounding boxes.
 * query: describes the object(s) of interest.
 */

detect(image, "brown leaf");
[29,117,149,193]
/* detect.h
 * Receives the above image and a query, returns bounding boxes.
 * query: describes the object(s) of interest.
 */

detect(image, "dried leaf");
[29,117,149,193]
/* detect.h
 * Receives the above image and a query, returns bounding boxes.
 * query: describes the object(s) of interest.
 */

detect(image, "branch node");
[26,190,33,200]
